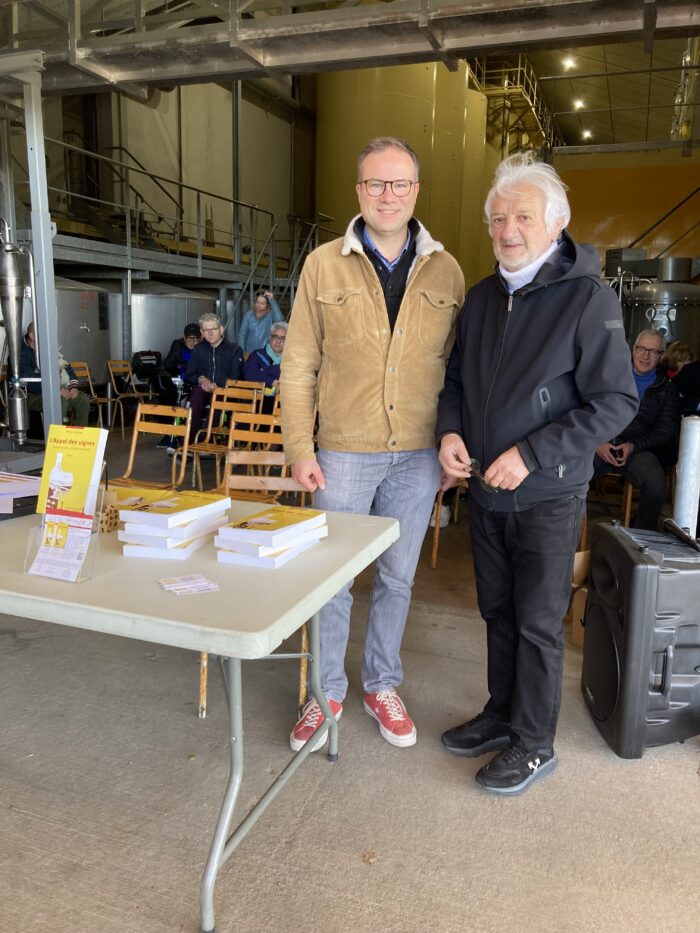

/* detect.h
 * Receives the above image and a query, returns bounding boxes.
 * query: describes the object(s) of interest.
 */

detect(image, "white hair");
[484,151,571,235]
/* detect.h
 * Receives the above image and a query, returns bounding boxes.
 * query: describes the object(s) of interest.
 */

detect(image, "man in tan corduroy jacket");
[281,136,464,754]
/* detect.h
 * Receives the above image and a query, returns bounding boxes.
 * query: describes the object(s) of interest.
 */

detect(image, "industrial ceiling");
[0,0,698,150]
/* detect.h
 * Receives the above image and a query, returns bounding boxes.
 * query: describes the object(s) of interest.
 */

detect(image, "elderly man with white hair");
[436,151,639,796]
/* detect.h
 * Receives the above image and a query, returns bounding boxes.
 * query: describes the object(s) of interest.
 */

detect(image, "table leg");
[200,656,243,933]
[199,613,338,932]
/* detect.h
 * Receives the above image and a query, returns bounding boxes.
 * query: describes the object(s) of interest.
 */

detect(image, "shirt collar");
[361,224,411,271]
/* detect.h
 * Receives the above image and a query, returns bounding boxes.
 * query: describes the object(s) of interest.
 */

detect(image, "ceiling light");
[574,99,585,110]
[582,130,593,140]
[563,57,576,70]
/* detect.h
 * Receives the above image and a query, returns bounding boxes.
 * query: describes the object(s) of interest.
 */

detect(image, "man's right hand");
[292,459,326,493]
[596,441,622,467]
[439,433,472,480]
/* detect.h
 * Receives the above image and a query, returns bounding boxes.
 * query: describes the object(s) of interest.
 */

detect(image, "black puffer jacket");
[436,231,639,511]
[619,369,681,464]
[184,338,243,386]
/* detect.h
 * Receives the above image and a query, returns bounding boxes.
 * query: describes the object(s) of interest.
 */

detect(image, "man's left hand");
[484,446,530,491]
[614,441,634,466]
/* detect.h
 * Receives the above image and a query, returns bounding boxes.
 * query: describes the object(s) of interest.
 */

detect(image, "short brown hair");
[357,137,420,182]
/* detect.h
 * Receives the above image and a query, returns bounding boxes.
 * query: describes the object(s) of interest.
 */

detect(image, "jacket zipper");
[481,293,513,463]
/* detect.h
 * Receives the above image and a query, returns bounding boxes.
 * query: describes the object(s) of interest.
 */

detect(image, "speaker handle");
[661,644,675,701]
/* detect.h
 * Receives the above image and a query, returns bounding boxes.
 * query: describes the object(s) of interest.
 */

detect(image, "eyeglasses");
[469,459,499,494]
[634,346,663,357]
[360,179,416,197]
[201,327,221,335]
[270,334,286,342]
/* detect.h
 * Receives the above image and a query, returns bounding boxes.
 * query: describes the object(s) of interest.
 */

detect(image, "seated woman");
[243,322,287,413]
[238,290,283,355]
[662,341,699,415]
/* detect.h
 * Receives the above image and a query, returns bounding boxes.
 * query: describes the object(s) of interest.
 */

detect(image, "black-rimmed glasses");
[470,459,499,493]
[360,179,416,197]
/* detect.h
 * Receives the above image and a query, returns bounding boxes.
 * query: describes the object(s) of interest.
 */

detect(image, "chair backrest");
[226,449,305,501]
[69,361,97,397]
[226,379,266,393]
[219,411,286,497]
[225,379,265,411]
[107,359,131,394]
[202,385,261,443]
[117,402,192,488]
[107,359,146,397]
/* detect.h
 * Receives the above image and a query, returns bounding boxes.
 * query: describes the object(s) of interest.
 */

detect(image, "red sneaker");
[363,690,417,747]
[289,697,343,752]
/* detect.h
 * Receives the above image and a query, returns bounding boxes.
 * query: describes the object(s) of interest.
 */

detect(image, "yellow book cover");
[115,487,231,528]
[36,425,108,520]
[217,505,326,549]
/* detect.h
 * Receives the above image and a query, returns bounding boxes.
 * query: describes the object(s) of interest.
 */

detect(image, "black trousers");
[594,451,668,531]
[468,495,585,751]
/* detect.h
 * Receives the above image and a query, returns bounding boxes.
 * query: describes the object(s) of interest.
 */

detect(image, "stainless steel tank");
[102,281,215,360]
[54,278,111,385]
[622,278,700,349]
[0,218,32,443]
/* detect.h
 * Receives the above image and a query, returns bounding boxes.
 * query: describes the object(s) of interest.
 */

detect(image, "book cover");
[216,535,321,569]
[216,505,326,549]
[122,512,228,541]
[122,535,209,560]
[119,514,227,548]
[36,425,108,521]
[115,488,231,528]
[214,524,328,557]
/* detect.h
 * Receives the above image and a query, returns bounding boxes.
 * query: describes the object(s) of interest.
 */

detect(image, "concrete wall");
[113,84,293,258]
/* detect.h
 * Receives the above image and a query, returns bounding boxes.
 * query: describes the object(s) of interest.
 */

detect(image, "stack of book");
[215,504,328,568]
[115,488,231,560]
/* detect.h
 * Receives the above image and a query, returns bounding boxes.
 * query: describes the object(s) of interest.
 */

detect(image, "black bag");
[131,350,163,381]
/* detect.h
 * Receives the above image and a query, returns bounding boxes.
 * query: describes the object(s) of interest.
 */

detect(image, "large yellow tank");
[315,62,491,286]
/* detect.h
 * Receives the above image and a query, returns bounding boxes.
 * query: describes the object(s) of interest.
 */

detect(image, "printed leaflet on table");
[28,425,108,582]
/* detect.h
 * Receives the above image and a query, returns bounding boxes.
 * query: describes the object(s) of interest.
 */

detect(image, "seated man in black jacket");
[595,329,681,531]
[183,313,243,444]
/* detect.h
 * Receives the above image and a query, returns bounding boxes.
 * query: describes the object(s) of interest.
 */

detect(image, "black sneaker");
[166,438,182,455]
[156,435,172,449]
[441,712,511,758]
[475,744,558,796]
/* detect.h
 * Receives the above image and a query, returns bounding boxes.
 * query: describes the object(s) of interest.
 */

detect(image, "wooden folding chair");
[109,403,192,489]
[225,378,265,412]
[180,386,259,491]
[70,361,126,439]
[107,359,152,417]
[430,479,468,570]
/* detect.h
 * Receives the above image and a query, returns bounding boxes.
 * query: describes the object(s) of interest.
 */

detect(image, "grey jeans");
[313,447,441,701]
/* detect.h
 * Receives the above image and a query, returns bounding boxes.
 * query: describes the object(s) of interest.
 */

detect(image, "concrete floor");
[1,431,699,933]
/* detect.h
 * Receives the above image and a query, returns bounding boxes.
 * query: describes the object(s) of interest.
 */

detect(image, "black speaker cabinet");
[581,522,700,759]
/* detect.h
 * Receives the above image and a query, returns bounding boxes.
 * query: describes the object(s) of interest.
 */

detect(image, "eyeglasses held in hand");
[470,459,499,493]
[360,179,416,197]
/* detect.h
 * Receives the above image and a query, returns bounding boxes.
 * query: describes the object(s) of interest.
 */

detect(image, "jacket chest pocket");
[318,288,366,348]
[417,290,458,353]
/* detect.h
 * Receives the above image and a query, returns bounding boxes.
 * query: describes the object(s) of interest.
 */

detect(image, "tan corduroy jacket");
[281,216,465,462]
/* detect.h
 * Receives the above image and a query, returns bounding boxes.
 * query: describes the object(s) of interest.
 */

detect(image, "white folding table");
[0,504,399,932]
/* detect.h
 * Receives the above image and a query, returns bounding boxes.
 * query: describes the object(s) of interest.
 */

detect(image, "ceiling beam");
[3,0,697,93]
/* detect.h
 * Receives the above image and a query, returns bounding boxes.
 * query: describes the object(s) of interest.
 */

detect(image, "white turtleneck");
[499,239,559,294]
